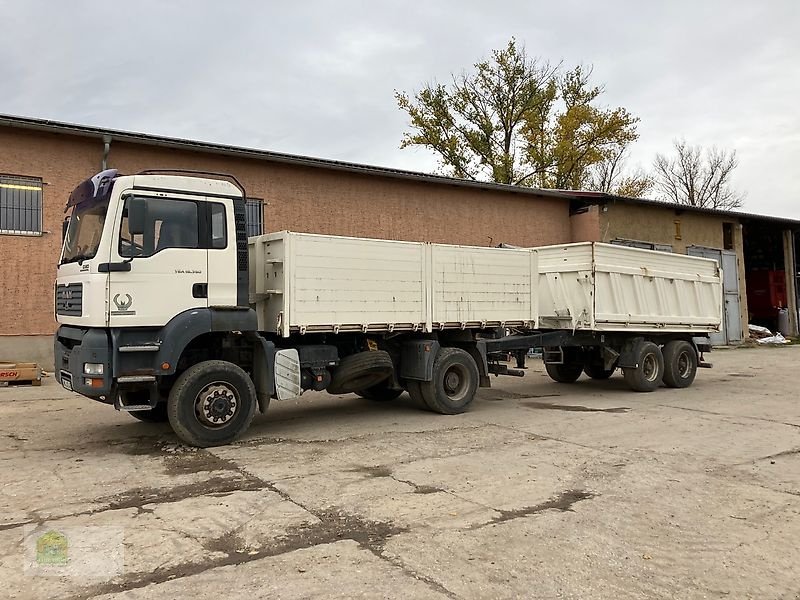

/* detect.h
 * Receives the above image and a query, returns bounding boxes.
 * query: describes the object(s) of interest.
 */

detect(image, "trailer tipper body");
[54,170,723,447]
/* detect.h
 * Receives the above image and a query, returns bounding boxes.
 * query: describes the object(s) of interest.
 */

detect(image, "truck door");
[107,193,208,328]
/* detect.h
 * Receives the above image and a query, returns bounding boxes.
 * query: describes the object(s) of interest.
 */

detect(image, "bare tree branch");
[653,139,744,209]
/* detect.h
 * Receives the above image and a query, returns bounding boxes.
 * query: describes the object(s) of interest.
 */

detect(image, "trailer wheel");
[129,403,169,423]
[357,383,404,402]
[544,363,584,383]
[583,363,615,380]
[167,360,257,447]
[419,348,479,415]
[327,351,393,395]
[662,340,698,388]
[622,341,664,392]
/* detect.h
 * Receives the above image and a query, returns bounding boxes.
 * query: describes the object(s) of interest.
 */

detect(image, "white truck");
[54,170,723,447]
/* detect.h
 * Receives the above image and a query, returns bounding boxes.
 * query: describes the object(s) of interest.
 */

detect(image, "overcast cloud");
[1,0,798,216]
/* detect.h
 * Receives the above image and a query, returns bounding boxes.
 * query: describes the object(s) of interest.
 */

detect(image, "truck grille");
[56,283,83,316]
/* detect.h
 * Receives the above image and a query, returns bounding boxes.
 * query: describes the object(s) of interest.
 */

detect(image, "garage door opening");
[742,220,796,335]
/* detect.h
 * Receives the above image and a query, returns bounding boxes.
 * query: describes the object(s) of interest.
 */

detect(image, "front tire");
[419,348,479,415]
[622,341,664,392]
[662,340,698,388]
[167,360,257,447]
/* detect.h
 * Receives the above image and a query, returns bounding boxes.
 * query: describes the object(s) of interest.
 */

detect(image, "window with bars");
[0,175,43,235]
[245,198,264,237]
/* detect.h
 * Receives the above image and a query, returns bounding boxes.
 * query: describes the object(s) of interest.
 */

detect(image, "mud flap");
[275,349,301,401]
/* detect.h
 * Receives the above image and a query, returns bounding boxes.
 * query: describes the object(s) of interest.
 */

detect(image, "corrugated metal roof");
[0,113,570,200]
[1,113,798,228]
[566,190,800,227]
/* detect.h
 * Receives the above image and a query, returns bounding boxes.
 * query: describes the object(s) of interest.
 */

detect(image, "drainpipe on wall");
[101,135,112,170]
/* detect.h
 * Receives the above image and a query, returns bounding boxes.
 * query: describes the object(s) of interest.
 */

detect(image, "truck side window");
[119,196,199,258]
[210,203,227,249]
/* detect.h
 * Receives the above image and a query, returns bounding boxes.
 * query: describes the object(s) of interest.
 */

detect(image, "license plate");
[61,375,73,391]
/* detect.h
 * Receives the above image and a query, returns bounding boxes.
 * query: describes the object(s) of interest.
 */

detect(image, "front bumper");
[54,326,113,401]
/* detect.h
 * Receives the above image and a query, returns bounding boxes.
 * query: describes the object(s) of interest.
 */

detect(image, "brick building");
[1,115,798,365]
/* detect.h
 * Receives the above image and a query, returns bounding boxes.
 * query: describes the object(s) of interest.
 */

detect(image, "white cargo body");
[535,242,722,333]
[249,232,722,337]
[248,231,535,336]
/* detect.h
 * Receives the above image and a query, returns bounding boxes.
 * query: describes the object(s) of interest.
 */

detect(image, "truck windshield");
[61,200,109,264]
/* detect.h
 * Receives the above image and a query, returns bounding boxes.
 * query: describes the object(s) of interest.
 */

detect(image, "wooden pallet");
[0,361,43,386]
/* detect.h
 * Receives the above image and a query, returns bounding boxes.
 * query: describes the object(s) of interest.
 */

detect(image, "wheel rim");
[677,351,691,378]
[442,364,469,402]
[195,382,239,428]
[642,353,658,382]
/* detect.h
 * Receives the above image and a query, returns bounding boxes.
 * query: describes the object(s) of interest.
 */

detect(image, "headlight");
[83,363,104,375]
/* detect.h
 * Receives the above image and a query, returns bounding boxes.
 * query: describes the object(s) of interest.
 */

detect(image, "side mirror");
[62,218,69,242]
[128,197,146,235]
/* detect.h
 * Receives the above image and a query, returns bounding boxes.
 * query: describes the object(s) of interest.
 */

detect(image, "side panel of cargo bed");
[534,242,723,333]
[534,243,594,330]
[430,244,535,329]
[251,232,427,335]
[592,244,722,332]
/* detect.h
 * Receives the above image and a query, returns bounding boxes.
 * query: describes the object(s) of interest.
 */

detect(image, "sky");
[1,0,798,217]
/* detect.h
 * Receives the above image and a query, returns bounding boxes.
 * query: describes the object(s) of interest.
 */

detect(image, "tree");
[587,147,653,198]
[653,140,744,209]
[396,39,640,190]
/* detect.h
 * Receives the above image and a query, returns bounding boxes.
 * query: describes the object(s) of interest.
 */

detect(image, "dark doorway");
[742,221,787,332]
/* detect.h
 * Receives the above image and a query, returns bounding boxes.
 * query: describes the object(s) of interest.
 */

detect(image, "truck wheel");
[167,360,257,447]
[545,363,584,383]
[405,380,431,410]
[583,363,615,380]
[357,383,404,401]
[662,340,697,388]
[622,341,664,392]
[419,348,479,415]
[129,403,169,423]
[327,351,393,395]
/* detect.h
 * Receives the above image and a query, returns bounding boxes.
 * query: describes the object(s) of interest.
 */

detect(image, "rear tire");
[128,403,169,423]
[545,362,584,383]
[327,351,393,395]
[357,383,404,401]
[622,341,664,392]
[405,380,431,410]
[583,363,615,380]
[662,340,698,388]
[419,348,479,415]
[167,360,257,447]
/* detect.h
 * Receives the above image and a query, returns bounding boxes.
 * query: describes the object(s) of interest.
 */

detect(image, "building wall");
[107,141,572,248]
[600,201,750,341]
[0,129,101,339]
[569,205,601,242]
[0,127,574,354]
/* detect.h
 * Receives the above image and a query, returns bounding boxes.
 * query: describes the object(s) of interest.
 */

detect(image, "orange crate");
[0,362,43,386]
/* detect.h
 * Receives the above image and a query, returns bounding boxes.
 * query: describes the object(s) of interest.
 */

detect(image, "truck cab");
[55,171,263,423]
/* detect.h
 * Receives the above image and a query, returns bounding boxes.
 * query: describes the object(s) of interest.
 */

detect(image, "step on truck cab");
[55,170,722,447]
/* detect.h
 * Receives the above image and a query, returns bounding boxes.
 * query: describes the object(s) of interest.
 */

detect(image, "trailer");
[54,170,723,447]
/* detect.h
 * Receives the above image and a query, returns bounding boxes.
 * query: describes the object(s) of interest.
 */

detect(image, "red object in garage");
[746,270,787,319]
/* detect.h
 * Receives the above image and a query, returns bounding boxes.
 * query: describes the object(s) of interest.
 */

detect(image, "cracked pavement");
[1,346,799,599]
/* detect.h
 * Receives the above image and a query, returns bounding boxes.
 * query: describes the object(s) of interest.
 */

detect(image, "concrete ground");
[1,346,799,600]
